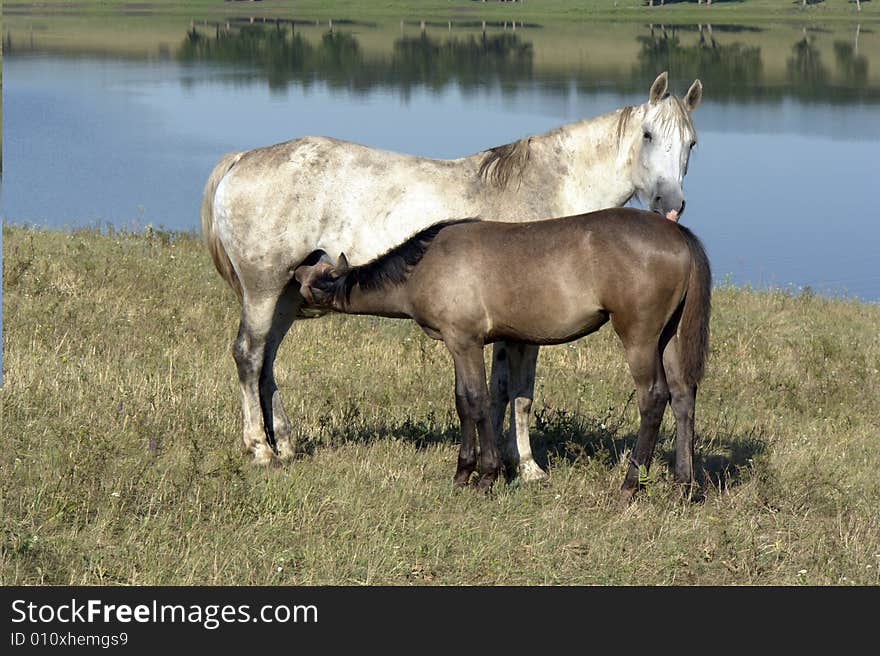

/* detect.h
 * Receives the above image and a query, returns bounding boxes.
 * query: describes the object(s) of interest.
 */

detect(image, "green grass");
[6,0,878,24]
[2,224,879,585]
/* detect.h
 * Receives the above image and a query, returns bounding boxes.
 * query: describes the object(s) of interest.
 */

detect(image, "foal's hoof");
[675,481,703,503]
[453,472,473,489]
[617,486,637,510]
[475,473,498,494]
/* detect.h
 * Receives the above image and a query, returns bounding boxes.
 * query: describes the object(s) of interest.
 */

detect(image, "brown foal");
[295,207,711,500]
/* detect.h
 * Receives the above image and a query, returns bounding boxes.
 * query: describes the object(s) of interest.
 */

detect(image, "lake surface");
[2,16,879,300]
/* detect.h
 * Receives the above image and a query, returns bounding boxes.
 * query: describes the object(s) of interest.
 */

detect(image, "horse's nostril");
[654,196,663,206]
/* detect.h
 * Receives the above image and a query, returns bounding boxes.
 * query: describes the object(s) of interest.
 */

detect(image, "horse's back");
[212,135,470,255]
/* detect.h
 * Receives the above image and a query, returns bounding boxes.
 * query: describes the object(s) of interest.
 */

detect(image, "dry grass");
[2,224,879,585]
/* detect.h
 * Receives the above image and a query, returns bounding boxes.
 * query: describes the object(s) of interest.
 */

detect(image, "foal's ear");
[293,266,316,303]
[649,71,669,104]
[335,252,351,275]
[684,79,702,112]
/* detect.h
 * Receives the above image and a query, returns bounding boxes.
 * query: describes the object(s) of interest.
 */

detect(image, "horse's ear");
[684,79,702,112]
[649,71,668,104]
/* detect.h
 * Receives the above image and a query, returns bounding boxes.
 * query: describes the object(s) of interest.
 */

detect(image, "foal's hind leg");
[662,336,697,489]
[618,341,670,504]
[232,294,282,466]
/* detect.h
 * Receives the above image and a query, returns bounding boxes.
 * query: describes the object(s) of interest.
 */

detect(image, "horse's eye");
[643,131,653,142]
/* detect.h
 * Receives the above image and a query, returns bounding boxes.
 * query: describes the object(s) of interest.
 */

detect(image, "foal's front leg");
[450,341,501,492]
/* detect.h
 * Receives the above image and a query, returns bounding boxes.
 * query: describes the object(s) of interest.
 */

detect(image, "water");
[2,18,879,301]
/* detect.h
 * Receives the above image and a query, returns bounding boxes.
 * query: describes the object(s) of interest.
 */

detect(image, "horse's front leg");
[496,342,547,482]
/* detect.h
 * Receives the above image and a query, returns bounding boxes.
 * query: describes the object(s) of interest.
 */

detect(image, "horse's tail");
[676,224,712,387]
[201,151,245,301]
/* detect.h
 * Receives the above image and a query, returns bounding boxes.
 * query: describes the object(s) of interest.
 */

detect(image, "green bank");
[5,0,878,24]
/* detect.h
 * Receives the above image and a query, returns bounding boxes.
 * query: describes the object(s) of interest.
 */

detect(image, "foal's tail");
[676,225,712,387]
[200,151,245,301]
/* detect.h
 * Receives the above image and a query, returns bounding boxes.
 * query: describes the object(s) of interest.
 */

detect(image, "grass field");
[2,224,878,585]
[5,0,878,23]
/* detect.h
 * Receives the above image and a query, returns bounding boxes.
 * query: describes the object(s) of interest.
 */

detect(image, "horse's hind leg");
[661,336,697,490]
[504,343,546,482]
[618,341,669,504]
[258,283,303,461]
[233,293,283,466]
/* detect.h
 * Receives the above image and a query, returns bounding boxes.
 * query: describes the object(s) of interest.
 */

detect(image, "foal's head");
[629,72,702,221]
[294,253,349,307]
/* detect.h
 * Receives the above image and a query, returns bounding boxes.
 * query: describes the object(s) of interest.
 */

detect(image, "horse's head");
[294,253,350,307]
[630,72,702,221]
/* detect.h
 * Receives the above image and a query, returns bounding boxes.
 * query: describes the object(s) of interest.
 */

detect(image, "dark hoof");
[453,470,474,488]
[617,485,637,510]
[475,473,498,494]
[676,481,703,503]
[501,460,518,484]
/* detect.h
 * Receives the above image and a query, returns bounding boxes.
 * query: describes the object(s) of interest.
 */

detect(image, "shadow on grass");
[294,401,461,457]
[298,396,769,495]
[528,401,769,494]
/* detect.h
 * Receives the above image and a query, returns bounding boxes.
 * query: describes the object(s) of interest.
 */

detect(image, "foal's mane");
[332,218,480,303]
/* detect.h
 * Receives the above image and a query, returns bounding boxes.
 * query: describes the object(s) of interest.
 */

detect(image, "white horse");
[201,71,702,477]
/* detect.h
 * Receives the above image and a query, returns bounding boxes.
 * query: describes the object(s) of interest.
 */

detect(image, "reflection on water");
[2,17,879,300]
[633,26,764,94]
[834,39,869,86]
[789,34,829,88]
[166,20,878,104]
[177,24,534,95]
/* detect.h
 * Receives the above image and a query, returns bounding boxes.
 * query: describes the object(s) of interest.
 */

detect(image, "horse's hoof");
[252,444,282,468]
[518,459,549,483]
[276,440,297,462]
